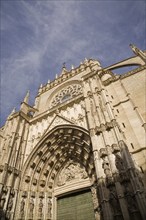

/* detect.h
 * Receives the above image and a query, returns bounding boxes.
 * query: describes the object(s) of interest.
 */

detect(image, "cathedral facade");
[0,45,146,220]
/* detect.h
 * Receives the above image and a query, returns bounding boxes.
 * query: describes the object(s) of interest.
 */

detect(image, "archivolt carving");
[51,84,82,107]
[57,161,88,186]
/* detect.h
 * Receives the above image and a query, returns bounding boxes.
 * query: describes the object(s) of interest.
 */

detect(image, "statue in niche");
[48,199,52,219]
[38,198,43,217]
[109,187,121,215]
[102,157,111,178]
[124,184,137,212]
[29,198,34,218]
[57,162,88,186]
[115,153,125,171]
[0,193,6,209]
[99,96,105,111]
[6,196,13,219]
[20,198,25,217]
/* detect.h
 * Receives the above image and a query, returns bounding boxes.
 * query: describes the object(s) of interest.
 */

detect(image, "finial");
[40,84,43,88]
[129,44,146,61]
[10,107,16,115]
[23,90,29,103]
[84,58,88,62]
[55,74,58,79]
[48,79,50,83]
[62,62,66,68]
[71,65,74,70]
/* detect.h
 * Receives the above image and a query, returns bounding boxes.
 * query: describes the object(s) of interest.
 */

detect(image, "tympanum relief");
[57,161,88,186]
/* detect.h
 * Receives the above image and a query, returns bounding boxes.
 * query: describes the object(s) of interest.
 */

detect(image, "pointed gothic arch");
[15,125,96,220]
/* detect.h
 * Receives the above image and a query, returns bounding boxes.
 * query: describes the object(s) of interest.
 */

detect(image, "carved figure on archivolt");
[38,198,43,217]
[47,198,52,219]
[29,198,34,218]
[57,161,88,186]
[20,198,25,218]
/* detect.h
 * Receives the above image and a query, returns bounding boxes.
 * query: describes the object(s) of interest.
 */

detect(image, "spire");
[23,90,29,104]
[129,44,146,61]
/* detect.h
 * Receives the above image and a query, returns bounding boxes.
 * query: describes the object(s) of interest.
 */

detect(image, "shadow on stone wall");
[0,209,8,220]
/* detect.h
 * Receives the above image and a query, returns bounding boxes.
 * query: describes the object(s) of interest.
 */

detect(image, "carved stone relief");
[29,198,34,218]
[6,195,13,218]
[19,198,25,218]
[49,116,71,131]
[47,198,52,219]
[57,161,88,186]
[38,198,43,218]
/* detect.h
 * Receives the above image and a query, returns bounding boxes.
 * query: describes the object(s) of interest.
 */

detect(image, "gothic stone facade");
[0,45,146,220]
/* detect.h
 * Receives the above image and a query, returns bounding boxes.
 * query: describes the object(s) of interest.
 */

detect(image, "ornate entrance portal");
[57,190,95,220]
[14,125,96,220]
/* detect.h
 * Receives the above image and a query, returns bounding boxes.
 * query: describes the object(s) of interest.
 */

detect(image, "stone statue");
[6,196,13,219]
[124,184,137,212]
[102,157,111,177]
[109,187,121,215]
[115,154,125,171]
[38,198,43,216]
[0,195,5,210]
[48,199,52,219]
[20,198,25,217]
[7,196,13,211]
[29,198,34,218]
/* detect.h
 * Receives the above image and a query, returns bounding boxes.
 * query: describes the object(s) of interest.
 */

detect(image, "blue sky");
[0,0,146,126]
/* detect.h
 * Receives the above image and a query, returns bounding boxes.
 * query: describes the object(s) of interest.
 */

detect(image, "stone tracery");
[50,84,82,107]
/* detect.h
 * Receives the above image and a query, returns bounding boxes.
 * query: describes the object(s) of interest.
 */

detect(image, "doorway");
[57,189,95,220]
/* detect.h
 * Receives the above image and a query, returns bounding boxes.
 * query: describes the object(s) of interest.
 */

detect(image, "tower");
[0,46,146,220]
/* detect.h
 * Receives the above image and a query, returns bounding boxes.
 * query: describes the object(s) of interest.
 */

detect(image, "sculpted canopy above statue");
[50,84,82,108]
[57,161,88,186]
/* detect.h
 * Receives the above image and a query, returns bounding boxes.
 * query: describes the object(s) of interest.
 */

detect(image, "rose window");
[50,84,82,107]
